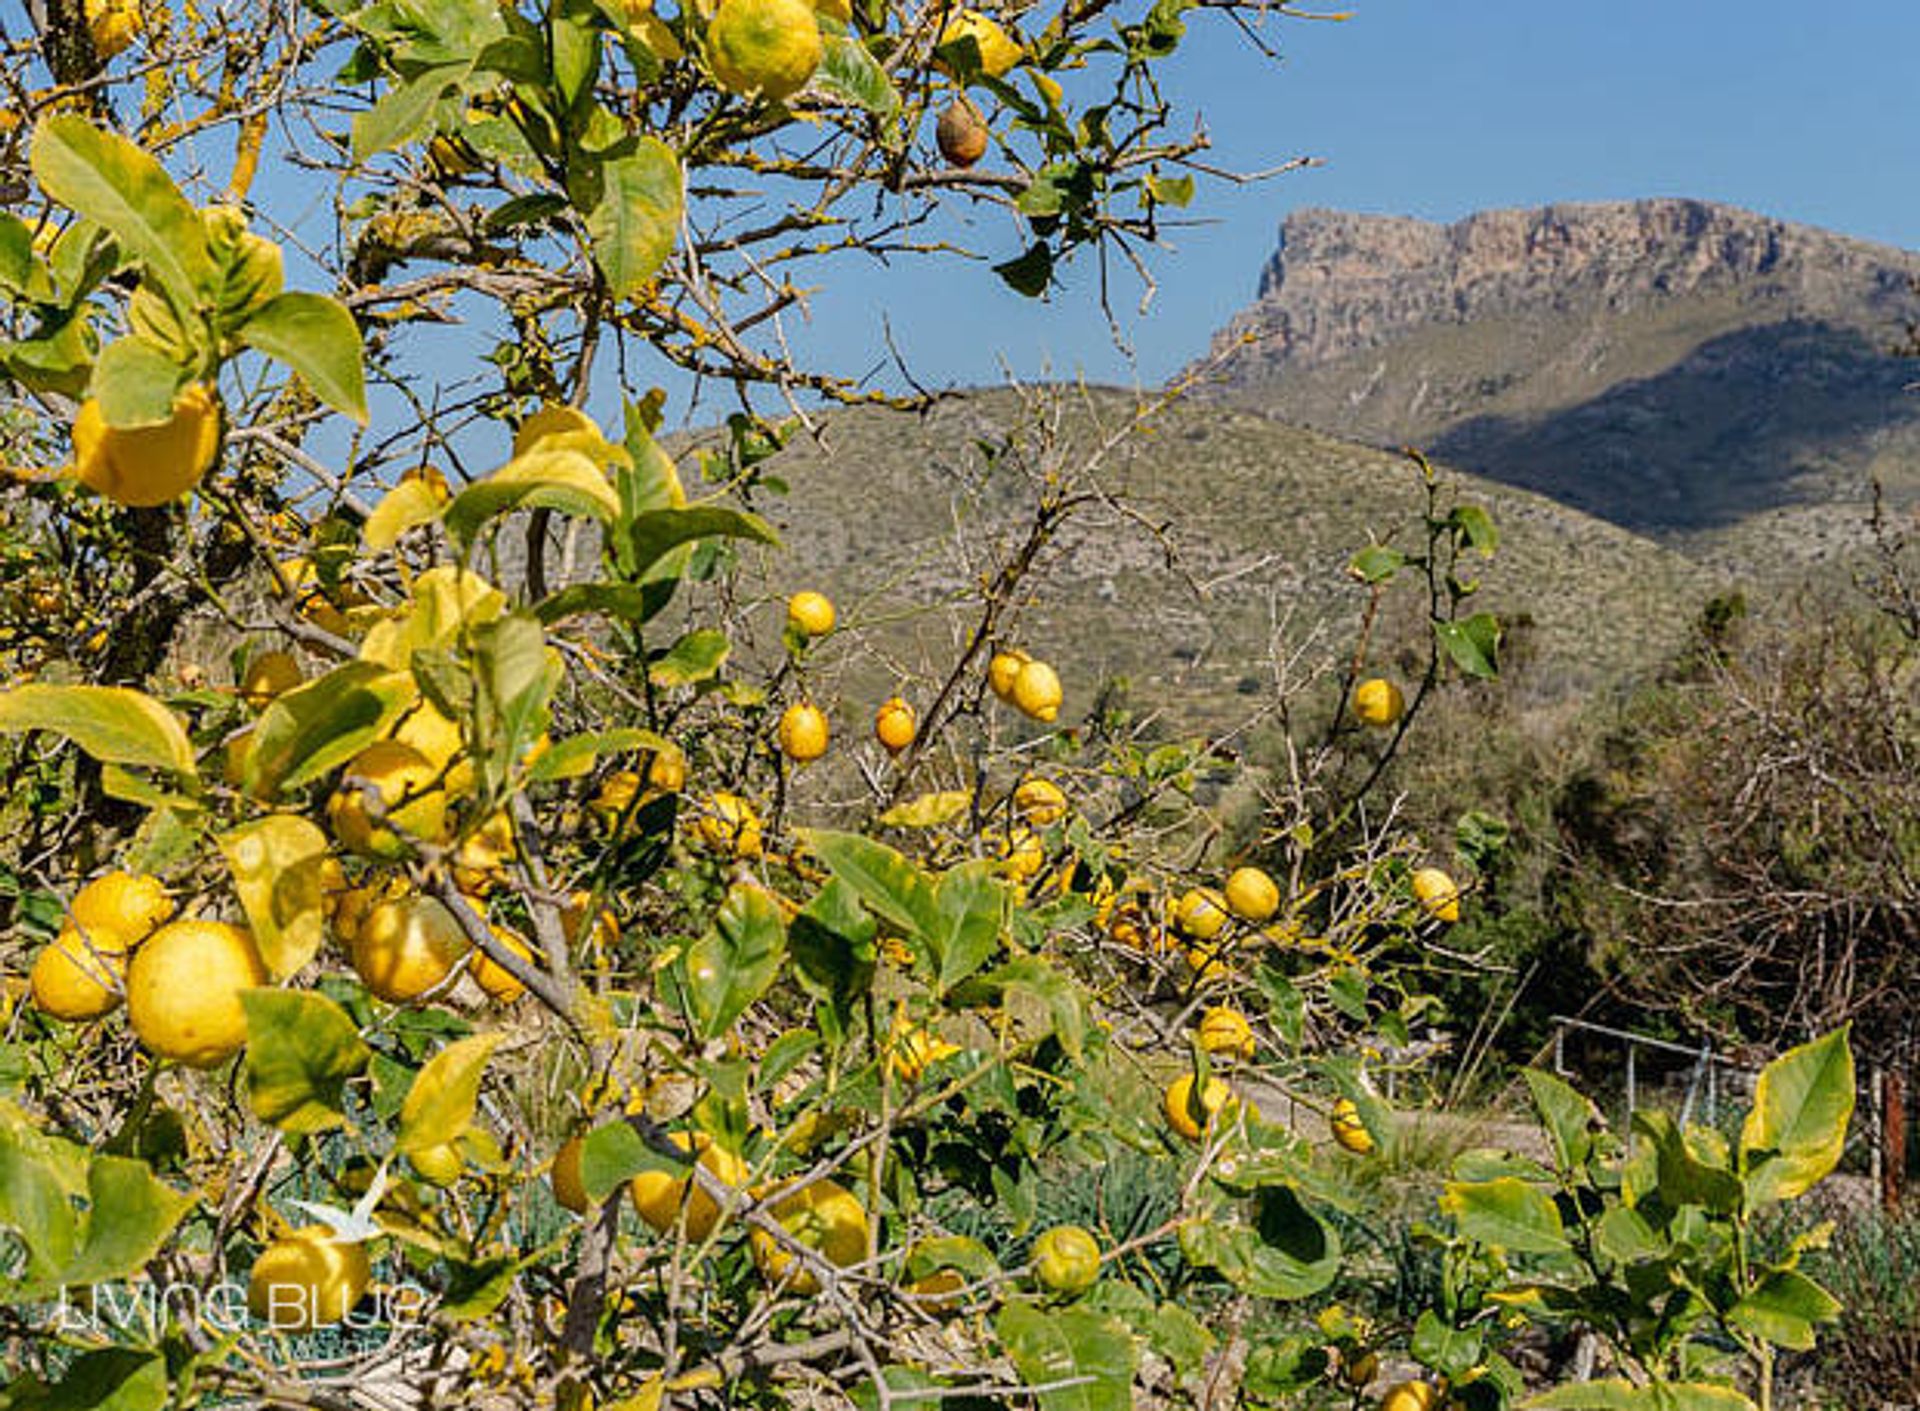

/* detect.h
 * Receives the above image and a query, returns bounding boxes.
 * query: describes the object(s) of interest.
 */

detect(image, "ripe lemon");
[988,648,1031,701]
[707,0,822,101]
[327,741,452,861]
[1330,1097,1375,1155]
[1164,1073,1232,1142]
[451,810,515,895]
[1009,659,1062,723]
[84,0,142,61]
[1174,887,1229,941]
[551,1133,590,1214]
[778,703,831,762]
[693,792,763,857]
[874,696,916,753]
[750,1178,869,1293]
[1380,1381,1439,1411]
[72,382,221,507]
[1412,867,1462,924]
[631,1132,750,1241]
[1343,1349,1381,1388]
[390,700,473,795]
[648,748,688,793]
[70,870,174,947]
[351,895,469,1003]
[30,928,125,1021]
[1196,1006,1255,1061]
[787,590,835,636]
[1351,677,1405,729]
[126,920,267,1067]
[248,1226,372,1331]
[938,10,1022,76]
[1031,1224,1101,1295]
[1223,866,1280,923]
[240,650,302,708]
[329,873,403,948]
[1013,777,1067,826]
[469,926,534,1002]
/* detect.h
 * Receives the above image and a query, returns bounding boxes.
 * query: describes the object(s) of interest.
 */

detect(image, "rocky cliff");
[1194,200,1920,552]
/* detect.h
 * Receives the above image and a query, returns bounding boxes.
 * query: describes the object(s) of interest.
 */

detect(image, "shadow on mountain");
[1428,320,1918,535]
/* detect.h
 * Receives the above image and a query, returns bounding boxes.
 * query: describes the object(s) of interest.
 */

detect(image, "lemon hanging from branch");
[707,0,823,102]
[72,382,222,508]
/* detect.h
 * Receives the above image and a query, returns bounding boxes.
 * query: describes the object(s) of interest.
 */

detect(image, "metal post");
[1625,1041,1637,1156]
[1554,1025,1567,1077]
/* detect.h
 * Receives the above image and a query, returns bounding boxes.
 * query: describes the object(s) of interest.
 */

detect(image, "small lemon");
[1351,677,1405,729]
[1012,777,1067,826]
[469,926,535,1003]
[69,870,174,948]
[1031,1224,1101,1295]
[936,97,990,168]
[1195,1006,1255,1061]
[551,1132,590,1214]
[1330,1097,1375,1155]
[648,748,688,793]
[240,650,302,708]
[787,590,835,636]
[1164,1073,1232,1142]
[29,928,126,1021]
[631,1133,750,1241]
[938,10,1022,77]
[72,382,221,507]
[1223,866,1280,923]
[1009,659,1062,723]
[248,1227,372,1331]
[1174,887,1229,941]
[694,792,763,857]
[778,703,831,762]
[1343,1349,1381,1389]
[126,920,268,1067]
[874,696,916,754]
[1379,1381,1440,1411]
[351,894,470,1004]
[1412,867,1462,924]
[987,648,1031,701]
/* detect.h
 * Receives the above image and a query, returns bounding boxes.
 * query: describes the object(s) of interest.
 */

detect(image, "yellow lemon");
[451,810,515,895]
[694,792,763,857]
[326,741,452,861]
[707,0,822,101]
[1351,677,1405,729]
[1174,887,1229,941]
[84,0,142,61]
[29,928,126,1021]
[1012,777,1067,826]
[938,10,1022,77]
[69,870,174,948]
[329,873,403,948]
[1330,1097,1375,1155]
[1164,1073,1232,1142]
[72,382,221,507]
[1031,1223,1101,1295]
[351,895,470,1004]
[996,828,1046,882]
[648,748,688,793]
[988,648,1030,701]
[787,590,835,636]
[551,1132,590,1214]
[1223,866,1280,923]
[125,920,267,1067]
[1195,1006,1255,1062]
[248,1227,372,1331]
[1009,659,1062,723]
[469,926,535,1002]
[631,1133,750,1241]
[1412,867,1462,924]
[1379,1381,1439,1411]
[750,1178,868,1293]
[778,703,831,762]
[874,696,916,754]
[240,650,302,708]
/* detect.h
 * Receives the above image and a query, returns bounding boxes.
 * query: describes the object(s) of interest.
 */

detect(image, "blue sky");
[786,0,1920,400]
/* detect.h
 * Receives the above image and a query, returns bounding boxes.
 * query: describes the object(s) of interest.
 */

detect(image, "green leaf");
[0,684,197,781]
[683,885,788,1041]
[927,860,1006,994]
[0,1349,169,1411]
[352,63,466,160]
[1726,1268,1840,1351]
[446,447,620,546]
[814,34,900,115]
[985,956,1084,1060]
[996,1301,1135,1411]
[1739,1026,1854,1204]
[1435,612,1502,679]
[1451,503,1499,557]
[789,876,878,1015]
[51,1156,195,1289]
[1635,1110,1744,1214]
[90,336,187,428]
[805,830,940,947]
[1411,1309,1484,1380]
[246,663,412,795]
[241,990,371,1135]
[218,816,332,979]
[1524,1382,1756,1411]
[397,1034,504,1153]
[583,137,683,299]
[627,505,780,579]
[30,116,213,309]
[239,292,369,424]
[577,1121,659,1204]
[994,241,1054,297]
[1143,172,1195,207]
[649,628,730,688]
[1177,1189,1341,1300]
[526,726,674,782]
[1440,1176,1570,1254]
[1524,1067,1601,1173]
[1348,544,1406,583]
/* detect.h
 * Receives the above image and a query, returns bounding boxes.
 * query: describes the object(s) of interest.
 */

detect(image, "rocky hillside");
[1191,200,1920,561]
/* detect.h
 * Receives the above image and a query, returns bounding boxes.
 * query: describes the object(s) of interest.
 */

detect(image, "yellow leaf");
[218,816,332,979]
[878,790,972,828]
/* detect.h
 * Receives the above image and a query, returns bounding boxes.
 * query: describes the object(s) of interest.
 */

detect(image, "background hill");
[1185,199,1920,571]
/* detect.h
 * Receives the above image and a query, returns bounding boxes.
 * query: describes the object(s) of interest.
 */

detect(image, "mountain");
[734,388,1708,723]
[1188,199,1920,566]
